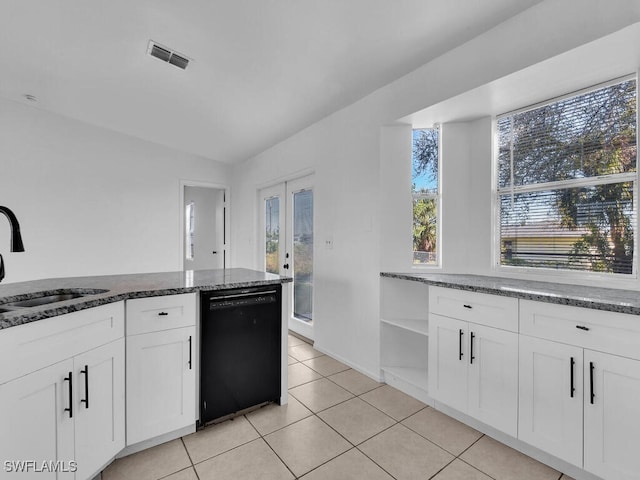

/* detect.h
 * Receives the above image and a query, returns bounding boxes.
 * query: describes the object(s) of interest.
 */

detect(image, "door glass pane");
[293,190,313,321]
[265,197,280,274]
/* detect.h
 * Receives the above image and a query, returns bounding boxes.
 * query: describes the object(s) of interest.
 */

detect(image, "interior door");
[259,175,314,340]
[183,185,227,271]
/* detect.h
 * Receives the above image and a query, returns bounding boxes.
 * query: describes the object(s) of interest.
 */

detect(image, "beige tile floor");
[101,334,576,480]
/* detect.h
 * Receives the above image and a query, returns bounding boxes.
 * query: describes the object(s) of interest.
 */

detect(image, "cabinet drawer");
[0,301,124,384]
[429,286,518,332]
[126,293,196,335]
[520,300,640,360]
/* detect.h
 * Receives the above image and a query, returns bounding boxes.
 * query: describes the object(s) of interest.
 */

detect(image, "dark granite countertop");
[0,268,292,330]
[381,272,640,315]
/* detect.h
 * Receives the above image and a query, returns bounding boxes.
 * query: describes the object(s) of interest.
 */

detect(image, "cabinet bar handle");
[590,362,595,404]
[158,312,169,316]
[576,325,590,331]
[81,365,89,409]
[188,335,193,370]
[64,372,73,418]
[470,332,475,364]
[463,304,472,309]
[458,329,464,360]
[570,357,575,398]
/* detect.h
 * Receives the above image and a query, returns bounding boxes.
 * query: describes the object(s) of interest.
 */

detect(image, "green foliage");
[413,198,437,253]
[501,80,636,274]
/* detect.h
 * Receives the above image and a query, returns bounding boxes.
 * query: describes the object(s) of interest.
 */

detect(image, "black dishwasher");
[200,285,281,425]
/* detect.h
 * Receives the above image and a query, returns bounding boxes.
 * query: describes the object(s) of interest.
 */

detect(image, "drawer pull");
[64,372,73,418]
[570,357,575,398]
[590,362,595,404]
[463,304,472,309]
[158,312,169,316]
[576,325,590,331]
[458,329,464,360]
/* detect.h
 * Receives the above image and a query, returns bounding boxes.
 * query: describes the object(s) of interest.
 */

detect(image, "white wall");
[0,99,230,283]
[231,1,640,379]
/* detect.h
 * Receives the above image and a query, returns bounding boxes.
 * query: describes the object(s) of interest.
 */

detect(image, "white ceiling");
[0,0,541,163]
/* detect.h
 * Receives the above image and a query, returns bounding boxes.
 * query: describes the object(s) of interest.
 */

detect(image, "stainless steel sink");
[0,288,109,312]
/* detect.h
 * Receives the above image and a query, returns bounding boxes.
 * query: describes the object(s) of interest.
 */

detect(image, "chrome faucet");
[0,206,25,283]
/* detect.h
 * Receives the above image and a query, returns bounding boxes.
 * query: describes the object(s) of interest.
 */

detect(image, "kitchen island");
[0,268,291,480]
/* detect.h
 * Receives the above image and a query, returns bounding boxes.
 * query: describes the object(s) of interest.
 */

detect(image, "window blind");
[497,78,637,275]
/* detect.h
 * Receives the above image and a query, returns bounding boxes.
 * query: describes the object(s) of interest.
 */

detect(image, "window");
[412,127,439,265]
[497,77,637,275]
[185,201,195,261]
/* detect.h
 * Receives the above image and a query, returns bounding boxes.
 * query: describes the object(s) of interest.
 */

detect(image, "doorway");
[181,182,228,271]
[259,175,314,340]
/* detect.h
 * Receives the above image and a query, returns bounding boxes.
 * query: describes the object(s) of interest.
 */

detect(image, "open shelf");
[381,317,428,336]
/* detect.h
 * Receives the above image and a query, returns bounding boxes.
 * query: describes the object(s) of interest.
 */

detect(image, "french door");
[259,175,314,340]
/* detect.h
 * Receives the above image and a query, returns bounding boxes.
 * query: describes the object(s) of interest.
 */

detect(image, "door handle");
[590,361,595,404]
[458,329,464,360]
[81,365,89,409]
[188,336,193,370]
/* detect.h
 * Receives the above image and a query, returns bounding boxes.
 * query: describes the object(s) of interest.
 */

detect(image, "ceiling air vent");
[147,41,190,70]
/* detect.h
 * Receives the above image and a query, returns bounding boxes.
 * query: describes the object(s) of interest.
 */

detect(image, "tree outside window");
[412,128,439,265]
[498,78,637,274]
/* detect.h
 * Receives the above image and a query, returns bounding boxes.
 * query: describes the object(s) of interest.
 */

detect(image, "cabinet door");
[0,359,75,480]
[518,335,583,467]
[428,314,467,413]
[467,324,518,437]
[126,327,196,445]
[73,339,125,480]
[584,350,640,480]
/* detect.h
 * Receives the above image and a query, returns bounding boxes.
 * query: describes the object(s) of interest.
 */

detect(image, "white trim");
[497,73,636,119]
[497,171,637,195]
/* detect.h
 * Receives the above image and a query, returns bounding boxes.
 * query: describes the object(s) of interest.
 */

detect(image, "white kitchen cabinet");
[429,313,519,436]
[518,335,584,467]
[0,359,75,479]
[584,350,640,480]
[0,302,125,480]
[428,287,518,437]
[73,339,125,480]
[520,299,640,480]
[125,294,196,446]
[379,277,429,403]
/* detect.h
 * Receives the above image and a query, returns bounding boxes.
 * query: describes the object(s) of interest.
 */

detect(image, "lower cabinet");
[0,359,75,479]
[126,327,196,445]
[125,293,197,446]
[518,335,584,467]
[0,338,125,480]
[519,335,640,480]
[428,314,519,436]
[0,302,125,480]
[520,299,640,480]
[73,340,125,480]
[583,350,640,480]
